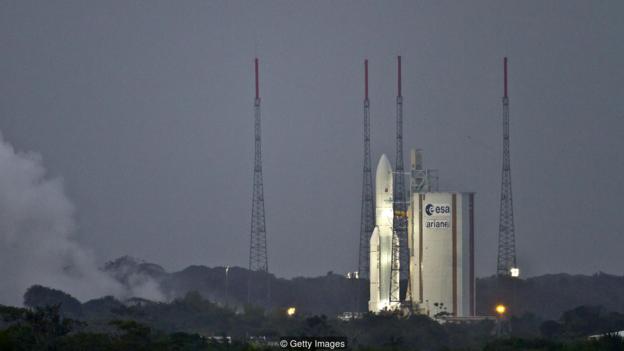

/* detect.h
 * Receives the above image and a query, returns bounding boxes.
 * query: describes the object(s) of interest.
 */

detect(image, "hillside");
[25,256,624,321]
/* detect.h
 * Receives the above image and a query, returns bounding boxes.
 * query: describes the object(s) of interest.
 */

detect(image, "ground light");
[286,307,296,317]
[494,304,510,336]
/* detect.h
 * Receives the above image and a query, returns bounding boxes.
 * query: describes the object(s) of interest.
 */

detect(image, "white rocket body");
[369,154,398,312]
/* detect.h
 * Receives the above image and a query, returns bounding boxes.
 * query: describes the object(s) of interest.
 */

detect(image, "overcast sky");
[0,1,623,279]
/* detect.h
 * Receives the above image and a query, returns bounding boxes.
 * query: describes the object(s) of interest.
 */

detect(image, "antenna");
[358,59,375,284]
[248,57,270,306]
[255,58,259,99]
[397,56,402,97]
[504,57,508,98]
[365,59,369,99]
[496,56,518,277]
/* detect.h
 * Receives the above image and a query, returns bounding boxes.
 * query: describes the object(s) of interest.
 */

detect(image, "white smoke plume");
[0,132,163,306]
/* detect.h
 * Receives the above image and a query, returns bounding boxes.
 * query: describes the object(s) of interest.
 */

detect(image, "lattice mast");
[248,58,270,303]
[358,60,375,280]
[391,56,408,302]
[496,57,517,276]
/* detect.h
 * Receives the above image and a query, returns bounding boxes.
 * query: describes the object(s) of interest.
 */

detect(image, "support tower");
[391,56,408,302]
[248,58,270,303]
[496,57,518,276]
[358,59,375,280]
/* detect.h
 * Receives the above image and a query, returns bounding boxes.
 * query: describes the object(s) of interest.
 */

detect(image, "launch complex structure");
[362,57,516,318]
[243,56,517,316]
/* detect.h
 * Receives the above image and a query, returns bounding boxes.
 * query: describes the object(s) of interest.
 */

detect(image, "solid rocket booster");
[368,227,380,312]
[369,154,395,312]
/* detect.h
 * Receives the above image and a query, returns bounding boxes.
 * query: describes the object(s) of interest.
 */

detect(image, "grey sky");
[0,1,623,279]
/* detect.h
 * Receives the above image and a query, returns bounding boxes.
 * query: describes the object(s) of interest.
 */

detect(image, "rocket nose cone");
[376,154,392,179]
[377,154,392,173]
[370,227,380,242]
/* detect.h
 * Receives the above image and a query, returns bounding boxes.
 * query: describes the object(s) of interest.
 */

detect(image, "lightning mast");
[391,56,408,303]
[358,60,375,280]
[248,58,270,304]
[496,57,518,277]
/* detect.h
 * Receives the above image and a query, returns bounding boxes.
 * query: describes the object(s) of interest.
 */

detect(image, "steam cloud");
[0,132,163,306]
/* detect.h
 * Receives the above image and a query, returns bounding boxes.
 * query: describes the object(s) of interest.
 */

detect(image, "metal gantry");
[358,59,375,281]
[391,56,409,303]
[248,58,270,304]
[357,60,375,312]
[496,57,518,276]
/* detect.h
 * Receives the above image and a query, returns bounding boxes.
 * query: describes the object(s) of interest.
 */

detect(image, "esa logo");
[425,204,450,216]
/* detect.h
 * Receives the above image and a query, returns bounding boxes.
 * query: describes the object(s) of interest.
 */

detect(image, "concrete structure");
[407,192,475,317]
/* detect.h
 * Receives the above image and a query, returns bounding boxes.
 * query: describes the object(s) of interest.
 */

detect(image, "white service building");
[407,192,475,317]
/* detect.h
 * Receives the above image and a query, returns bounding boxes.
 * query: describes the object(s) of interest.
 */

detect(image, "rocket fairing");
[369,154,400,312]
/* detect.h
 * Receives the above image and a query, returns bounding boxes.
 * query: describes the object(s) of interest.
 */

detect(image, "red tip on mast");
[364,59,369,99]
[255,58,259,99]
[397,55,402,97]
[503,57,508,98]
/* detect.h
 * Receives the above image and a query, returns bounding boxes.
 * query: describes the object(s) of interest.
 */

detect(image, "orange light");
[286,307,296,316]
[495,304,506,315]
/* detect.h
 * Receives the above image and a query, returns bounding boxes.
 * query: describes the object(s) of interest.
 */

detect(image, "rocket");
[369,154,400,312]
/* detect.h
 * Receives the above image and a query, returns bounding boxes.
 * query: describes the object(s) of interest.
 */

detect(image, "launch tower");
[391,56,408,303]
[358,60,375,280]
[496,57,518,277]
[248,58,270,304]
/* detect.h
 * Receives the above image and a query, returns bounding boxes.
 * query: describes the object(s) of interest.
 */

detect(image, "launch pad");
[368,151,476,318]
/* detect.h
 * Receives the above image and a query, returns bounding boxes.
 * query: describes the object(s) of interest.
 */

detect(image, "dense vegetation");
[15,287,493,348]
[0,304,239,351]
[5,258,624,349]
[4,285,624,350]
